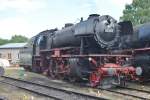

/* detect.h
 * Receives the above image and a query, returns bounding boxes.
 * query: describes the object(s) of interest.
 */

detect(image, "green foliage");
[120,0,150,25]
[0,35,28,45]
[0,38,9,45]
[10,35,28,43]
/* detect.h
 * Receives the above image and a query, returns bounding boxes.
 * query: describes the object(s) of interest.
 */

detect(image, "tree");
[0,38,9,45]
[10,35,28,43]
[120,0,150,26]
[0,35,28,45]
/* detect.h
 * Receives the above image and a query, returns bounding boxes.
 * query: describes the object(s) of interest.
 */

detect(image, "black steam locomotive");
[115,22,150,80]
[20,14,145,88]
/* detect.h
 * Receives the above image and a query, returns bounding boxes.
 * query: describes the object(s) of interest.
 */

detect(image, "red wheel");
[89,72,101,87]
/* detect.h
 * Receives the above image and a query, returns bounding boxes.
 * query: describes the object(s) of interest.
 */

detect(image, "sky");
[0,0,132,39]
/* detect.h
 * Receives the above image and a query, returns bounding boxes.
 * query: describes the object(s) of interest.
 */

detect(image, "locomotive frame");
[31,46,137,87]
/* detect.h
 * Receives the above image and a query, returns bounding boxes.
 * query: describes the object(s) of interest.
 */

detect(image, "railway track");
[0,76,106,100]
[76,82,150,99]
[1,76,150,100]
[118,85,150,94]
[101,87,150,100]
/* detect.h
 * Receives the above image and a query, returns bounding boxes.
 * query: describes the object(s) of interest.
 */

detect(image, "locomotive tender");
[20,14,140,88]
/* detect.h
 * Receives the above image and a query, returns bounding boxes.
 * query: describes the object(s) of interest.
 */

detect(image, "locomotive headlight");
[136,67,143,76]
[88,57,92,61]
[125,58,129,61]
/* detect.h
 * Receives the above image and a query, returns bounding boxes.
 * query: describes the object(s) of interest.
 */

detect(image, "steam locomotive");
[114,22,150,80]
[20,14,143,88]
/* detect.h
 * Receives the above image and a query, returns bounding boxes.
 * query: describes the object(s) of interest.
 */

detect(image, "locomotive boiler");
[39,14,121,51]
[20,14,138,88]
